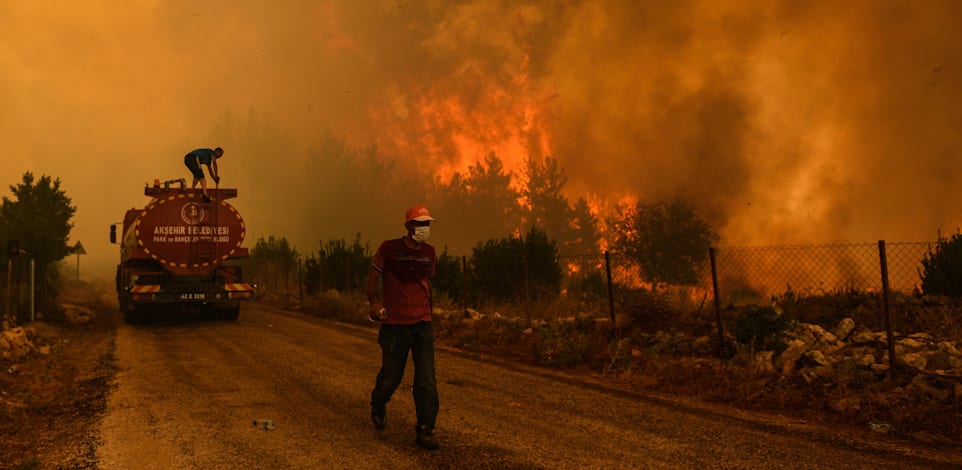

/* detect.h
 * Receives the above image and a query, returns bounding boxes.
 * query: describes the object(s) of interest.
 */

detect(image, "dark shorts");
[184,154,204,179]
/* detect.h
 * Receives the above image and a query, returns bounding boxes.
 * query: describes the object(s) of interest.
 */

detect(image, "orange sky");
[1,1,961,278]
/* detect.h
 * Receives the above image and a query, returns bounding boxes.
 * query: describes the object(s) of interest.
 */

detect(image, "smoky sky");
[1,1,961,277]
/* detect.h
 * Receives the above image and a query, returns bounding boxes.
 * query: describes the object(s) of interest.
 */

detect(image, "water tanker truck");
[110,180,254,323]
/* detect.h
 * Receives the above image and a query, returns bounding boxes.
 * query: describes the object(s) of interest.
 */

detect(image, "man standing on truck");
[183,147,223,202]
[365,204,440,450]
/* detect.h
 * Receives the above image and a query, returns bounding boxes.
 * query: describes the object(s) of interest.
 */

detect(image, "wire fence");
[252,239,940,322]
[221,237,955,369]
[710,241,934,306]
[429,240,943,355]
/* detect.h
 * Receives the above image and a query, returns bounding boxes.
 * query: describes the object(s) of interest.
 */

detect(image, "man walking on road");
[365,204,440,450]
[183,147,223,202]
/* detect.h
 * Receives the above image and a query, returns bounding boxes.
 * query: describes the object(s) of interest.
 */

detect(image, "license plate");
[179,293,206,300]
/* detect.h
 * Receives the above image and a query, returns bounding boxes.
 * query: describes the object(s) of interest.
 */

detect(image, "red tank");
[111,183,254,323]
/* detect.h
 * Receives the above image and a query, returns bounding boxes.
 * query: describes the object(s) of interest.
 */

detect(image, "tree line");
[246,150,723,306]
[0,159,722,323]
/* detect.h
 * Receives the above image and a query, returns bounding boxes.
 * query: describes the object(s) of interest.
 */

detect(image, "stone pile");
[0,326,46,361]
[0,302,93,362]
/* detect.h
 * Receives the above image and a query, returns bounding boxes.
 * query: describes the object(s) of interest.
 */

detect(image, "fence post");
[5,258,11,327]
[29,259,35,323]
[878,240,898,377]
[11,257,19,325]
[604,251,617,335]
[709,247,725,355]
[461,256,468,317]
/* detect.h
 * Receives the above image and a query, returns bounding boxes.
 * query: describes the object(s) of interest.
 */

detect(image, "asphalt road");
[96,303,962,469]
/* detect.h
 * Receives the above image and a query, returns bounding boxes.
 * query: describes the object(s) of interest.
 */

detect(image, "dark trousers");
[370,321,439,430]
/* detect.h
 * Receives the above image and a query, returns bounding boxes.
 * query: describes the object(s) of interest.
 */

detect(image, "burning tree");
[608,198,717,289]
[522,155,601,258]
[431,152,522,254]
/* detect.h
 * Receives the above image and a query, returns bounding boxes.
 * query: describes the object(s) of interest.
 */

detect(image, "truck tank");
[111,182,254,323]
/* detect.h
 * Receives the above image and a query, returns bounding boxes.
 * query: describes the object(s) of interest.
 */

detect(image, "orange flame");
[371,53,552,188]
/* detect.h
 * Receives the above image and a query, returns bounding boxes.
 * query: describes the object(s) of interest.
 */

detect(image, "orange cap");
[405,204,434,223]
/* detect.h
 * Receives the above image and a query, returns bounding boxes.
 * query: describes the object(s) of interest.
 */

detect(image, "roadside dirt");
[0,284,118,469]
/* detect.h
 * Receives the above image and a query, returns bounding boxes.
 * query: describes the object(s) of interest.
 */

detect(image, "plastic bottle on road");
[253,419,275,430]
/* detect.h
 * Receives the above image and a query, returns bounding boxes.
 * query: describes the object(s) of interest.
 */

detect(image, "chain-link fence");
[286,238,941,339]
[437,240,941,345]
[433,250,712,335]
[710,241,934,306]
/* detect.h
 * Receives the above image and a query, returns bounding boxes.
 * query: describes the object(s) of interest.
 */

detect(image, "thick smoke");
[1,1,960,277]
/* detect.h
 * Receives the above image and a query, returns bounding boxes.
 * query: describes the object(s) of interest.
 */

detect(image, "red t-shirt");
[371,237,436,325]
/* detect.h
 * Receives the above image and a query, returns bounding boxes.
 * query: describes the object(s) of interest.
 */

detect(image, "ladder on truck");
[195,189,220,275]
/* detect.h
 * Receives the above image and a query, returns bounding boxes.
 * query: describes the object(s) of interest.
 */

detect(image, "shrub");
[308,235,371,292]
[602,338,634,374]
[920,234,962,298]
[607,198,718,287]
[468,226,562,304]
[301,290,364,324]
[432,248,465,304]
[481,316,525,347]
[532,317,597,367]
[733,305,796,352]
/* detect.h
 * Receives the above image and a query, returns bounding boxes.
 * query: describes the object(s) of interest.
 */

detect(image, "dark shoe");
[415,425,440,450]
[371,406,386,430]
[202,194,212,203]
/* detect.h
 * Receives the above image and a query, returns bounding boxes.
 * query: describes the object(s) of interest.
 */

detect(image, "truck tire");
[120,297,138,324]
[218,306,240,321]
[123,308,143,324]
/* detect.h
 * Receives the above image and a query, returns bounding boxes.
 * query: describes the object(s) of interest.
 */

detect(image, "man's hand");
[368,303,387,322]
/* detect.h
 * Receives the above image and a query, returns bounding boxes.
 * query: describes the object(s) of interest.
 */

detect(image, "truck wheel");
[123,309,142,324]
[218,307,240,321]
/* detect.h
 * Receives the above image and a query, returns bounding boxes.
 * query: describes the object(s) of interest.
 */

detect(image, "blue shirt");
[189,148,217,165]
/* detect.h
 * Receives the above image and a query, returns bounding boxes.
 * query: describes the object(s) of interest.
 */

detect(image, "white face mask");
[412,226,430,243]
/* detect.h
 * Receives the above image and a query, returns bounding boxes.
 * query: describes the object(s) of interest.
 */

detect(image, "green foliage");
[247,235,299,293]
[468,226,562,304]
[603,338,635,374]
[770,287,800,314]
[566,197,601,258]
[733,305,796,351]
[920,234,962,298]
[617,285,681,327]
[567,267,609,305]
[432,248,465,303]
[608,198,718,287]
[305,234,371,292]
[0,172,76,265]
[522,156,601,258]
[524,156,570,248]
[533,317,598,367]
[303,256,322,295]
[0,172,77,315]
[301,289,363,323]
[453,315,528,351]
[431,152,522,254]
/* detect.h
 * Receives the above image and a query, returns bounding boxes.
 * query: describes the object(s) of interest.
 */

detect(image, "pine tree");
[0,172,77,313]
